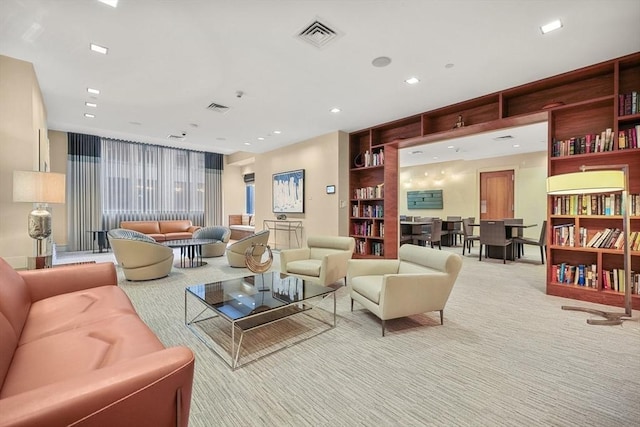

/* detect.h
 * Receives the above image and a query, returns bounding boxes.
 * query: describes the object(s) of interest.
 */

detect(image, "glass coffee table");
[184,271,337,370]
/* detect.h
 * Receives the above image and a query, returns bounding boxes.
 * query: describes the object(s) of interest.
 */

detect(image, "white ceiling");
[1,0,639,161]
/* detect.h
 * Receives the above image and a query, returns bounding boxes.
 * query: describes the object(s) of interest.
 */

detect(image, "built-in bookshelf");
[348,51,640,288]
[546,53,640,309]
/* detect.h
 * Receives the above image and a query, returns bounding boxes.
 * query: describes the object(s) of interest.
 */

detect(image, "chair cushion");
[351,276,383,304]
[286,259,322,277]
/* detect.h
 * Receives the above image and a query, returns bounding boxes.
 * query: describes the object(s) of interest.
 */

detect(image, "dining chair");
[461,217,480,256]
[479,220,512,264]
[446,216,463,246]
[416,218,443,249]
[504,218,524,258]
[513,220,547,264]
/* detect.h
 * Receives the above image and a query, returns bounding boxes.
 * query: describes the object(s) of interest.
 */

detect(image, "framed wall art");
[272,169,305,213]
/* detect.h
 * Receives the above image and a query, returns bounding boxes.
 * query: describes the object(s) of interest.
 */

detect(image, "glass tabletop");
[186,271,335,322]
[161,238,216,247]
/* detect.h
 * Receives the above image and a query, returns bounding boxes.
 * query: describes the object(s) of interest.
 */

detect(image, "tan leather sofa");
[280,236,356,286]
[347,244,463,336]
[226,229,270,267]
[120,220,201,242]
[108,229,174,281]
[0,258,194,427]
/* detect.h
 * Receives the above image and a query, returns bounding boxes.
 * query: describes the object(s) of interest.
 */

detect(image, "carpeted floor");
[57,245,640,427]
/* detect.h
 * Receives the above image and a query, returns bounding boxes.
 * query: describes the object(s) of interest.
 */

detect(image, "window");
[244,173,255,215]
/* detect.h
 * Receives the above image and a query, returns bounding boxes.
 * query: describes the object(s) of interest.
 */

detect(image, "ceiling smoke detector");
[206,102,230,113]
[297,19,341,49]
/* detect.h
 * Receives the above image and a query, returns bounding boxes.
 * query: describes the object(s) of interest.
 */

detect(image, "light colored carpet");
[57,245,640,427]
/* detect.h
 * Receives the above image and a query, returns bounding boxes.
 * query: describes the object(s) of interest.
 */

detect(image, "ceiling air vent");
[206,102,230,113]
[167,134,186,142]
[297,19,341,49]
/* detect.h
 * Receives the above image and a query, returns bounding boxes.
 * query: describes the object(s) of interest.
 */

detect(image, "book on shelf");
[353,184,384,199]
[552,263,598,288]
[551,194,640,216]
[618,91,639,116]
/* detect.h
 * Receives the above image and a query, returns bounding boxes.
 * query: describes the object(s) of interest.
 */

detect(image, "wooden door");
[480,170,514,220]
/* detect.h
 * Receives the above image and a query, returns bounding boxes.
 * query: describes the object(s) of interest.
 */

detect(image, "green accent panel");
[407,190,443,209]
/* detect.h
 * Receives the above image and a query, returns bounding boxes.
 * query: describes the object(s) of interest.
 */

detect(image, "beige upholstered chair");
[193,226,231,257]
[107,229,174,281]
[280,236,356,286]
[226,229,270,268]
[347,244,463,336]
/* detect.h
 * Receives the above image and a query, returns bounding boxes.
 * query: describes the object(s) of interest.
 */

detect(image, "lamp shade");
[13,171,66,204]
[546,170,625,195]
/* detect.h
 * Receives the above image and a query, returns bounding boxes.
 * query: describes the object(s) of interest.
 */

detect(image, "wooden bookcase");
[546,54,640,309]
[349,51,640,310]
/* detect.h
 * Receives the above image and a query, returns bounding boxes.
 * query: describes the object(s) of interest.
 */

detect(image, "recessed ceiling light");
[330,107,341,113]
[513,144,521,148]
[85,102,97,108]
[84,113,95,118]
[540,19,562,34]
[98,0,118,7]
[411,150,423,155]
[371,56,392,67]
[273,130,282,134]
[433,156,439,160]
[87,87,100,95]
[405,77,420,85]
[129,121,142,126]
[257,137,265,141]
[447,145,454,149]
[90,43,108,54]
[244,142,251,146]
[445,63,455,69]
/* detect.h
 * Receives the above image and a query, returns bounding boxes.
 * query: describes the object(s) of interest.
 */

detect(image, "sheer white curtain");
[101,139,205,230]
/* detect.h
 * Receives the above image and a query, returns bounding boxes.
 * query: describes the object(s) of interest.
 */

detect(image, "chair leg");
[350,298,353,312]
[503,247,506,264]
[439,310,444,325]
[540,246,545,264]
[479,244,483,261]
[381,320,386,337]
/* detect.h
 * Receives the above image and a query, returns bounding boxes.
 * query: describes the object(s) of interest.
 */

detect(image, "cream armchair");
[193,226,231,257]
[107,229,174,281]
[347,244,463,336]
[226,229,270,268]
[280,236,355,286]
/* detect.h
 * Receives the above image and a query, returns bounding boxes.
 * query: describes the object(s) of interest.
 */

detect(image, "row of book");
[617,126,640,149]
[551,194,640,216]
[552,263,640,294]
[586,230,640,251]
[353,240,384,256]
[352,204,383,218]
[602,269,640,293]
[551,128,614,157]
[361,149,385,167]
[552,225,640,250]
[353,184,384,199]
[619,91,639,116]
[352,221,382,237]
[552,263,598,288]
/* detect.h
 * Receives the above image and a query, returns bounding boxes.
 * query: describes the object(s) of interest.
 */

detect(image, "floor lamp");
[546,164,633,325]
[13,171,66,265]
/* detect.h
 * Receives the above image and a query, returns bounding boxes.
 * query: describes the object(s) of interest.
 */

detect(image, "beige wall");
[0,55,48,268]
[49,130,68,246]
[399,151,547,238]
[222,131,348,247]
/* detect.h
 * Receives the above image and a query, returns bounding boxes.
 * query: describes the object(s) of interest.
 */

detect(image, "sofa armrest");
[380,272,453,319]
[346,259,399,284]
[279,248,311,272]
[0,346,194,427]
[187,225,201,233]
[18,262,118,303]
[318,251,353,285]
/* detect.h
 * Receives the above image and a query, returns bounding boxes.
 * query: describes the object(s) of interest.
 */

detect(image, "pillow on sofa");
[241,215,250,226]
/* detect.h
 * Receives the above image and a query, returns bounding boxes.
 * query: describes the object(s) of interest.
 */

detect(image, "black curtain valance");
[205,152,224,170]
[68,133,101,157]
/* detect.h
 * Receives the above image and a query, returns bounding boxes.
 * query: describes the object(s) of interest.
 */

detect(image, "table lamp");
[13,170,66,257]
[546,164,632,325]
